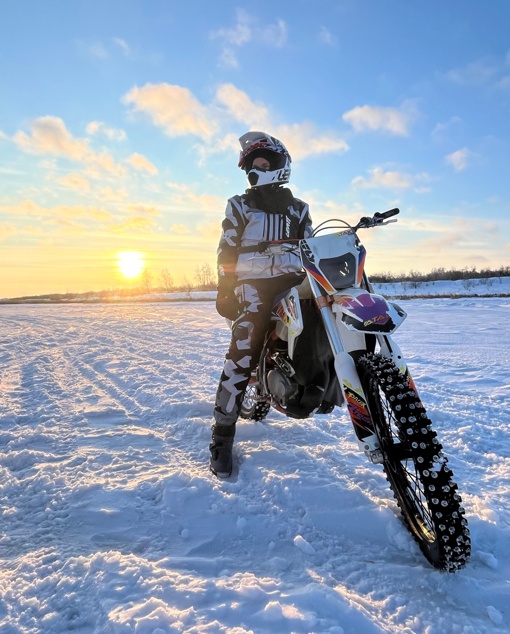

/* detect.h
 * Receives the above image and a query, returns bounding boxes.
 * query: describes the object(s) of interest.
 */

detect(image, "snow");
[128,276,510,302]
[374,276,510,298]
[2,275,508,304]
[0,293,509,633]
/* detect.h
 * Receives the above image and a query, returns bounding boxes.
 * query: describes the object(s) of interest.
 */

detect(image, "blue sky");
[0,0,508,297]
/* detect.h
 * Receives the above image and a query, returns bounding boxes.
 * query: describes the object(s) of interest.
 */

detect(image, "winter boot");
[209,424,235,478]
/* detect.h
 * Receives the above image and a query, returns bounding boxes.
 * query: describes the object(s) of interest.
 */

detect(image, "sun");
[117,251,145,279]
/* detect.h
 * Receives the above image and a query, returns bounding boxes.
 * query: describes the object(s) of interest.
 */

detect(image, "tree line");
[370,265,510,284]
[137,263,216,294]
[5,264,508,303]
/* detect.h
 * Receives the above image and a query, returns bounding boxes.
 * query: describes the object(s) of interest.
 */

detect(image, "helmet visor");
[238,131,291,169]
[247,149,288,172]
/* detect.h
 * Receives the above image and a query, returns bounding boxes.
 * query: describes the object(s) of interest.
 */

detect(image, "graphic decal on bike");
[300,242,337,294]
[275,293,299,326]
[343,385,373,432]
[300,234,369,294]
[334,292,399,332]
[356,245,367,286]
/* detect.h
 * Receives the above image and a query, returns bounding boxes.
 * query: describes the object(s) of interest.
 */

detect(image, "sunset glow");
[117,251,145,279]
[0,3,508,299]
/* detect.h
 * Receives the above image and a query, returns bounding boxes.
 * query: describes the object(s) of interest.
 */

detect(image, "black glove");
[216,276,239,320]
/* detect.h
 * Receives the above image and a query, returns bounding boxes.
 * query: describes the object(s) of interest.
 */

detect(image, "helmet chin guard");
[238,131,292,188]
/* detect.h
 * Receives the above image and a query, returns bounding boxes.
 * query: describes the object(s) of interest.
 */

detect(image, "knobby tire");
[240,377,270,421]
[357,352,471,572]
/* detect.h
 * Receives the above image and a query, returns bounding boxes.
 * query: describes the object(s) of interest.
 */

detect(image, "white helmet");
[238,131,292,188]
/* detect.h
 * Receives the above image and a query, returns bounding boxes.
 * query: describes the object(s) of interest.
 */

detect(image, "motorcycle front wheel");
[356,352,471,572]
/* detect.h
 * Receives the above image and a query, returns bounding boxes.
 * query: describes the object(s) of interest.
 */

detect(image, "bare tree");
[140,268,153,295]
[182,275,194,299]
[194,262,216,289]
[160,268,174,292]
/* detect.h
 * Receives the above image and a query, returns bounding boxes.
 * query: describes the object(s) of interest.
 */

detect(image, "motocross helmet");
[238,131,292,188]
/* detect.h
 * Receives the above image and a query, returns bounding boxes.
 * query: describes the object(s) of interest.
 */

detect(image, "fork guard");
[331,289,407,334]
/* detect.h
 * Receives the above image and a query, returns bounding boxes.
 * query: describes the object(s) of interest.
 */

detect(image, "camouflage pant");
[214,274,302,427]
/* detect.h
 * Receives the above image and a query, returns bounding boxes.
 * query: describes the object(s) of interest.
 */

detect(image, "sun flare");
[117,251,145,279]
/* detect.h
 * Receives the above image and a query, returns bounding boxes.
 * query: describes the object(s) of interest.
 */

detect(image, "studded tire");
[356,352,471,572]
[239,378,271,421]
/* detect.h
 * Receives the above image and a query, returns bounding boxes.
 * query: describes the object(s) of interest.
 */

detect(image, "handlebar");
[312,208,400,236]
[246,208,400,256]
[375,207,399,220]
[355,207,400,230]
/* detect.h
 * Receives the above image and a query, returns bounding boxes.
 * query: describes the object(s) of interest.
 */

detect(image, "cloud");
[56,172,92,191]
[0,200,114,225]
[343,101,418,135]
[276,122,349,160]
[264,19,287,48]
[214,84,349,159]
[125,152,158,174]
[13,116,89,160]
[318,27,337,46]
[166,182,224,214]
[213,8,252,47]
[122,83,217,140]
[0,224,17,241]
[169,224,191,235]
[99,187,128,202]
[88,42,109,59]
[110,217,157,233]
[122,82,349,163]
[0,166,27,176]
[215,83,272,129]
[210,9,287,68]
[15,202,157,237]
[126,203,160,216]
[113,37,130,56]
[431,116,462,141]
[86,151,125,177]
[12,116,125,176]
[443,54,510,91]
[445,61,498,86]
[352,167,430,192]
[445,148,471,172]
[86,121,127,141]
[80,37,132,60]
[412,217,476,253]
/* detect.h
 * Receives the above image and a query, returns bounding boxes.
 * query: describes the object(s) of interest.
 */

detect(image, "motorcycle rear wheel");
[240,377,271,421]
[357,352,471,572]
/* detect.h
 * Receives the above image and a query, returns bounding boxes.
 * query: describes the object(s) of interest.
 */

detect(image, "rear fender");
[273,287,303,357]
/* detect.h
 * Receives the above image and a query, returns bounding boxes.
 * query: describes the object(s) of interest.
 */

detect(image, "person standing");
[210,131,313,477]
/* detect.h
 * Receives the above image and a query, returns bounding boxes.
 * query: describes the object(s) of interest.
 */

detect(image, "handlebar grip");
[375,208,400,220]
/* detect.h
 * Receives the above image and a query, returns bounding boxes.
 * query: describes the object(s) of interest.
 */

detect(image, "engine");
[267,353,299,406]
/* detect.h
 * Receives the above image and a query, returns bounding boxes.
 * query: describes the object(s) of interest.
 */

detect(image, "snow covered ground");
[4,276,507,304]
[373,276,510,298]
[0,296,509,633]
[144,276,509,302]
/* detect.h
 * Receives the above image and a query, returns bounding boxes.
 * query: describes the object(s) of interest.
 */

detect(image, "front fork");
[308,276,417,464]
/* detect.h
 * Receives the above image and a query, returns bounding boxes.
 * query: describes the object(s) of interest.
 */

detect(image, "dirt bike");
[239,208,471,572]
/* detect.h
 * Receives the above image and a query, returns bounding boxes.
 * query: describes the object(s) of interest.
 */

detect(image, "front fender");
[331,289,406,334]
